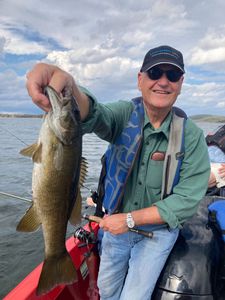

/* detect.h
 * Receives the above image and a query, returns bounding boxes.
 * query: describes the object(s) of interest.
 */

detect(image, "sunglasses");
[146,66,184,82]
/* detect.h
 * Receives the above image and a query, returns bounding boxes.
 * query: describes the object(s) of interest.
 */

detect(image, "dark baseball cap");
[140,45,185,73]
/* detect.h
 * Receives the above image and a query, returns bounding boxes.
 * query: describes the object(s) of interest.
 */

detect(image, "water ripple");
[0,117,219,298]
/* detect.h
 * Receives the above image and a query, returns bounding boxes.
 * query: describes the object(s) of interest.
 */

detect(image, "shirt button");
[141,162,145,166]
[138,181,142,185]
[134,202,138,206]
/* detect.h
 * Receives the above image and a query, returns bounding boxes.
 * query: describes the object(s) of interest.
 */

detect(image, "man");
[206,127,225,192]
[26,45,210,299]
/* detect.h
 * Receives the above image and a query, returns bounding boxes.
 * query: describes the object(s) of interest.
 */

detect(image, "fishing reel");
[74,226,97,246]
[74,226,98,258]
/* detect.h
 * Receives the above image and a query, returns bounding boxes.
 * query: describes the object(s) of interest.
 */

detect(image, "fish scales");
[17,86,86,295]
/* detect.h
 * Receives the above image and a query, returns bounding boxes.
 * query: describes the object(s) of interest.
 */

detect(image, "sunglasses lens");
[166,70,183,82]
[146,67,183,82]
[147,67,163,80]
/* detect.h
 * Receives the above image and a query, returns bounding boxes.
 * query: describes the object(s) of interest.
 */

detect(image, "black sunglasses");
[146,66,184,83]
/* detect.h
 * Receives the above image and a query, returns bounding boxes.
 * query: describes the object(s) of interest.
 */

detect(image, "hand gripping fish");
[17,86,87,295]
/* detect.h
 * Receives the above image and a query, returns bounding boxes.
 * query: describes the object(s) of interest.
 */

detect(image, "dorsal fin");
[79,157,88,187]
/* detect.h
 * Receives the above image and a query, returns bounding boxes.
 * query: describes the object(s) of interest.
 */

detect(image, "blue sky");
[1,0,225,115]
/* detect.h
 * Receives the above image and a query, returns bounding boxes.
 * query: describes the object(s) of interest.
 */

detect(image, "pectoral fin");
[20,143,42,163]
[16,203,41,232]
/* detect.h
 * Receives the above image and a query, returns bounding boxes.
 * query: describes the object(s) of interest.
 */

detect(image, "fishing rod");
[0,191,32,203]
[0,126,28,146]
[80,183,94,193]
[82,214,154,238]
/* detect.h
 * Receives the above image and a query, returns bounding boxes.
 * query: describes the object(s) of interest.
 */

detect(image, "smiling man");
[26,45,210,300]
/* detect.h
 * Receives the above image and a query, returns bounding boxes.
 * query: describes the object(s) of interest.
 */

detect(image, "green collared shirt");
[81,87,210,228]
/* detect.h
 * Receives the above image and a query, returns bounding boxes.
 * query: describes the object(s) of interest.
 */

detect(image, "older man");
[26,45,210,300]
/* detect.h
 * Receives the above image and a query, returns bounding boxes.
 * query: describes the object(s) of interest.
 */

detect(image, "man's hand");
[93,206,164,235]
[218,163,225,179]
[26,63,75,112]
[26,62,90,119]
[99,214,129,235]
[208,171,217,188]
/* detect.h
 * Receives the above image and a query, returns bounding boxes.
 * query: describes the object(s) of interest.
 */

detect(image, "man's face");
[138,64,184,112]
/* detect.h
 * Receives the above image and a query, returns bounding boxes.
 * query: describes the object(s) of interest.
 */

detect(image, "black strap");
[93,154,107,217]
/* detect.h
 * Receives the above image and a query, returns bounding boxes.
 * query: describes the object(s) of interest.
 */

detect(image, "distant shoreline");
[0,114,43,118]
[0,113,225,123]
[190,115,225,123]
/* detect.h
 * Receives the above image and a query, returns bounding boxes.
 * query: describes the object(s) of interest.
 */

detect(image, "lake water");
[0,117,108,299]
[0,117,221,298]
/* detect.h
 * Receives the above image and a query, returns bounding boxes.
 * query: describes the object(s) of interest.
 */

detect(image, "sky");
[1,0,225,116]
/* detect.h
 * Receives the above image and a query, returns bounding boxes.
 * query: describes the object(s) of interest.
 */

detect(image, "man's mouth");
[153,90,170,94]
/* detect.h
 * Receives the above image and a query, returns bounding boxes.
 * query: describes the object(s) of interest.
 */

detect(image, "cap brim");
[142,61,185,73]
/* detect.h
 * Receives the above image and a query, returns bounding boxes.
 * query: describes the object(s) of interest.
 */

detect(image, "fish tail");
[36,251,78,295]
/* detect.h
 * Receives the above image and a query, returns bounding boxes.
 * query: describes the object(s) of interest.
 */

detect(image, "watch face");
[128,220,135,228]
[127,213,135,228]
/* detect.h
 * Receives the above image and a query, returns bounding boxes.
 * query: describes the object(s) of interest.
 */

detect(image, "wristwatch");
[126,212,135,229]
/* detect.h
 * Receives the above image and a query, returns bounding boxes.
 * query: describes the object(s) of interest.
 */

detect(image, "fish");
[16,85,87,295]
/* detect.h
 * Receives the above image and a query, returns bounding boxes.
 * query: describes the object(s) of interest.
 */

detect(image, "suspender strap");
[161,110,186,199]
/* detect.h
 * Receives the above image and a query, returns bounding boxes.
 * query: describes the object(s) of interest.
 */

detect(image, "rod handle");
[82,214,102,223]
[129,227,153,238]
[82,214,153,238]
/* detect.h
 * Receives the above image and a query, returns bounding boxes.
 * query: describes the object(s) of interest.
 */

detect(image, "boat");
[3,196,225,300]
[3,222,100,300]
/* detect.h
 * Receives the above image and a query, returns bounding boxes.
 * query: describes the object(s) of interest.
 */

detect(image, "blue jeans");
[97,225,179,300]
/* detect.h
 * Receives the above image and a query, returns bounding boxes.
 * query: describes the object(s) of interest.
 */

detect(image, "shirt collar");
[143,109,173,140]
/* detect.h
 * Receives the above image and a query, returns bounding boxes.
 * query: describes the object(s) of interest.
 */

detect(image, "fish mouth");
[44,86,63,110]
[44,85,80,145]
[44,86,74,112]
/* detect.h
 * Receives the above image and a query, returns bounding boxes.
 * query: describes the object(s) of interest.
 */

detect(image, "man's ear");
[137,72,142,91]
[177,75,184,94]
[180,75,184,84]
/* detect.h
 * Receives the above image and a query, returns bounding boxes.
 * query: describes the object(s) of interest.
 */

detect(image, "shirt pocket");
[146,159,164,189]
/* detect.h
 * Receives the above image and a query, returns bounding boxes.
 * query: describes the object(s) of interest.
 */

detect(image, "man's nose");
[157,73,169,85]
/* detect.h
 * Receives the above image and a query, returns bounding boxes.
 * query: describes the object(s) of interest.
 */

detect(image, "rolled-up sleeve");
[79,86,133,142]
[154,120,211,229]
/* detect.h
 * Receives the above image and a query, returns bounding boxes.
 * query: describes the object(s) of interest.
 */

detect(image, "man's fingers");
[26,81,51,112]
[49,70,73,94]
[26,63,73,112]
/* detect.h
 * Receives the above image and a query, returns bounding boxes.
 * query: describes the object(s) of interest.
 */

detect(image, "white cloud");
[151,0,186,19]
[0,17,50,55]
[1,0,225,115]
[4,36,48,56]
[217,102,225,108]
[188,27,225,66]
[0,36,6,54]
[46,48,140,96]
[177,81,225,115]
[0,68,42,113]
